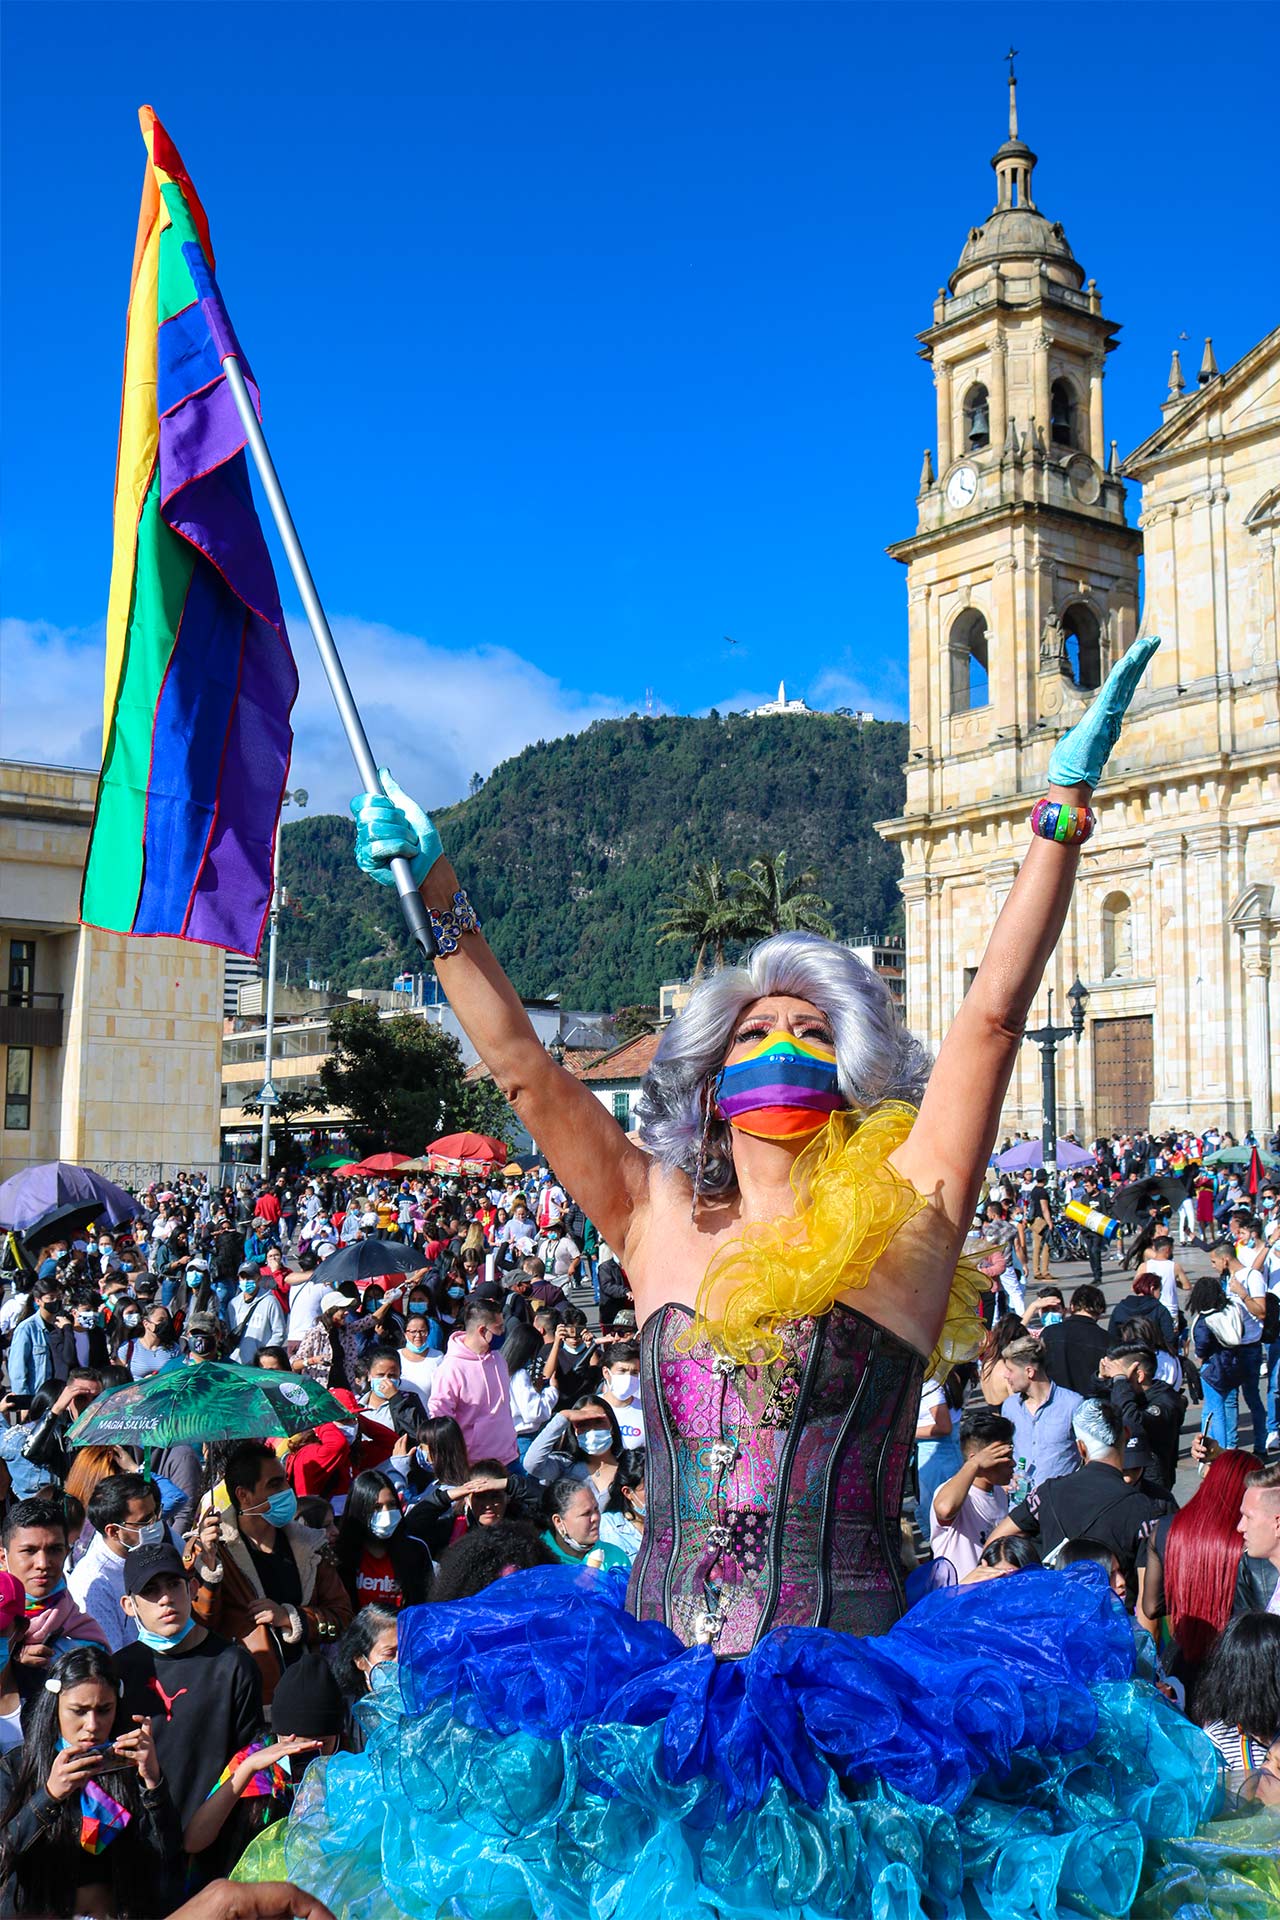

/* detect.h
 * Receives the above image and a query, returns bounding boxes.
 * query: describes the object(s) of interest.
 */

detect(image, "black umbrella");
[21,1202,115,1257]
[318,1239,422,1290]
[1107,1174,1189,1226]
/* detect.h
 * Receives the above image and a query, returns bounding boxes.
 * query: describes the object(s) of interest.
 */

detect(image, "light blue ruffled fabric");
[255,1562,1280,1919]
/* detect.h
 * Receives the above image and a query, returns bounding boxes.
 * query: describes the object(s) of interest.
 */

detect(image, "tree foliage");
[726,852,835,939]
[657,860,746,977]
[316,1002,505,1155]
[275,713,907,1006]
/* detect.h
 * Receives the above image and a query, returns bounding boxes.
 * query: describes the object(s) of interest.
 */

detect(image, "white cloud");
[0,612,632,815]
[0,620,105,770]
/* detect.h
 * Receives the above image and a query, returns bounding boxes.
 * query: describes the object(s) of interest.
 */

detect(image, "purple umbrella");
[0,1162,139,1233]
[993,1138,1096,1173]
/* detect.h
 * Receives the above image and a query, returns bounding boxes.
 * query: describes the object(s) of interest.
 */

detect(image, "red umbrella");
[1247,1145,1264,1198]
[352,1152,412,1174]
[426,1132,509,1170]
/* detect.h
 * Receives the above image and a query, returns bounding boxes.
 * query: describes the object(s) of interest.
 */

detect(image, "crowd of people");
[0,1131,1277,1913]
[0,1160,649,1913]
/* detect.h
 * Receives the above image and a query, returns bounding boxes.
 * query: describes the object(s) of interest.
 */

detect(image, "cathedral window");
[964,384,990,452]
[1102,892,1134,979]
[949,609,989,713]
[1050,379,1076,448]
[1061,603,1102,690]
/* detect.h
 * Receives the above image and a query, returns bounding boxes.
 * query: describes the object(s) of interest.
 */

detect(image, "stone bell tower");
[879,60,1143,1137]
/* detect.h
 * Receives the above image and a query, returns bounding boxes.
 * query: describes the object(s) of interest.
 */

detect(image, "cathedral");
[879,68,1279,1144]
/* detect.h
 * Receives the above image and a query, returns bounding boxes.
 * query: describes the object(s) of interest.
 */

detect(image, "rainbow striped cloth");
[78,1777,131,1855]
[81,107,297,957]
[207,1739,289,1802]
[714,1033,845,1141]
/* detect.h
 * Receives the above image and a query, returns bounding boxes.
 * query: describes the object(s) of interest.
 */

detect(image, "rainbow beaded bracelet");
[1030,798,1096,845]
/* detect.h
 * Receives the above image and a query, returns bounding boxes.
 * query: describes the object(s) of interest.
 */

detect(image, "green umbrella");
[1203,1146,1280,1173]
[306,1152,352,1170]
[65,1359,346,1449]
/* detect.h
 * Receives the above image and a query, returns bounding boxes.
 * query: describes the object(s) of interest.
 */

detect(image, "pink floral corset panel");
[626,1299,924,1656]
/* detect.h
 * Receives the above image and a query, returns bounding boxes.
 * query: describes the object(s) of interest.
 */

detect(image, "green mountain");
[275,712,907,1008]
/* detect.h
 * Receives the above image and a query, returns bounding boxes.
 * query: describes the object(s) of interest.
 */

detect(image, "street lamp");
[1022,977,1089,1173]
[548,1034,566,1067]
[258,786,308,1180]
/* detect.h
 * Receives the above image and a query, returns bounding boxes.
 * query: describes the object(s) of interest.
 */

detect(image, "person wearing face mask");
[184,1441,352,1704]
[523,1396,622,1508]
[65,1473,168,1651]
[111,1296,147,1371]
[66,1290,111,1372]
[397,1311,444,1399]
[115,1543,264,1866]
[129,1304,183,1382]
[425,1269,469,1352]
[598,1450,646,1562]
[427,1303,520,1471]
[361,1348,427,1439]
[598,1342,644,1450]
[503,1322,563,1460]
[229,1264,287,1367]
[541,1478,630,1571]
[334,1471,431,1613]
[7,1282,74,1398]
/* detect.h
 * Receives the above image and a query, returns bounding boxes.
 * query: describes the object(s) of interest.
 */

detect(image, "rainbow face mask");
[714,1034,846,1142]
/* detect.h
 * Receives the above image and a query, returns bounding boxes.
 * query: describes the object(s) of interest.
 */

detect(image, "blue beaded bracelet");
[428,889,482,956]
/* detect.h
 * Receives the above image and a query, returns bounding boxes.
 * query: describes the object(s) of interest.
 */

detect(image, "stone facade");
[0,760,224,1180]
[879,76,1279,1142]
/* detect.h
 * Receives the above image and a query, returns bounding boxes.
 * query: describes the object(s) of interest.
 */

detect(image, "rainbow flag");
[81,107,297,956]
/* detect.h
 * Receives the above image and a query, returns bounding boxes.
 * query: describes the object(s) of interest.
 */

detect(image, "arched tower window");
[964,384,990,452]
[1050,379,1076,448]
[1102,891,1134,979]
[949,609,989,714]
[1062,603,1102,690]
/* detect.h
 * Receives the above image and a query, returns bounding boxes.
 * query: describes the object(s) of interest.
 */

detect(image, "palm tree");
[656,860,745,977]
[727,852,834,939]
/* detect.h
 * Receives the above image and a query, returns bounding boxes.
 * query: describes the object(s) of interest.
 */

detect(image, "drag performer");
[244,635,1280,1915]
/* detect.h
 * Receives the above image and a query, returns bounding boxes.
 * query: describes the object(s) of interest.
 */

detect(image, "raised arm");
[352,772,651,1251]
[892,636,1159,1243]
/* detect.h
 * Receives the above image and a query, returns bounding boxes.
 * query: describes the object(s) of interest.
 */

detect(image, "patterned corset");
[627,1300,924,1656]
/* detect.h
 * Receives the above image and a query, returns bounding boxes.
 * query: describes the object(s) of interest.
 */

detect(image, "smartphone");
[89,1744,138,1777]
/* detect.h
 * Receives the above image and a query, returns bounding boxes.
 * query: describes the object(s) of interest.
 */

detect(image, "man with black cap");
[115,1542,262,1856]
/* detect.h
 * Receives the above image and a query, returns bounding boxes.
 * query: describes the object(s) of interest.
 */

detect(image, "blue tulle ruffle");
[240,1562,1280,1919]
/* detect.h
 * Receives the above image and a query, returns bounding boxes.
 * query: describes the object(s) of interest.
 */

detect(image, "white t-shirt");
[0,1703,22,1755]
[1145,1258,1179,1320]
[400,1348,444,1399]
[286,1277,329,1343]
[929,1482,1009,1579]
[604,1393,645,1451]
[1235,1262,1266,1346]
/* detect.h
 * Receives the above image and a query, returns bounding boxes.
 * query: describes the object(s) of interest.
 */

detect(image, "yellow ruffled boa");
[681,1101,990,1378]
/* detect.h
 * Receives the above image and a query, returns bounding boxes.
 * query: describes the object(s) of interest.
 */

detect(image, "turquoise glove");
[1047,634,1161,789]
[350,768,443,887]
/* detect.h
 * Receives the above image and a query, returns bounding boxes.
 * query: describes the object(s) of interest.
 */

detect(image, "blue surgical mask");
[408,1299,429,1315]
[579,1429,612,1456]
[405,1338,428,1355]
[370,1375,398,1399]
[121,1518,166,1550]
[135,1616,196,1654]
[1042,1312,1064,1327]
[369,1509,401,1538]
[414,1447,436,1476]
[447,1287,465,1300]
[246,1488,298,1528]
[240,1279,258,1297]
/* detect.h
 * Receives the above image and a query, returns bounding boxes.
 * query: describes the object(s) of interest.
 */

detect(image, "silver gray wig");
[635,932,932,1196]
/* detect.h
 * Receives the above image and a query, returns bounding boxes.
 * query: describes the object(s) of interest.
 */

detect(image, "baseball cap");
[321,1290,350,1315]
[1122,1434,1157,1475]
[238,1261,261,1277]
[123,1542,188,1596]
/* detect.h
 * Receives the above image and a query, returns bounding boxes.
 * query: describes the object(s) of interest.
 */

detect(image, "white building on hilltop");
[747,680,874,722]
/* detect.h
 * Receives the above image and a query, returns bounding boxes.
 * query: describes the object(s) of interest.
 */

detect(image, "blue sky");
[3,1,1278,812]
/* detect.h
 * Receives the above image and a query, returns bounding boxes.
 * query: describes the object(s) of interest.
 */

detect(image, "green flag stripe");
[81,470,196,931]
[157,183,201,321]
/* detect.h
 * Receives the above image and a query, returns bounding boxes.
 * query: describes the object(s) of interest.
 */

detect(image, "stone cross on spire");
[1006,46,1019,139]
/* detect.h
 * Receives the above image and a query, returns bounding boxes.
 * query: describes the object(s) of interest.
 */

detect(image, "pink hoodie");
[427,1330,519,1464]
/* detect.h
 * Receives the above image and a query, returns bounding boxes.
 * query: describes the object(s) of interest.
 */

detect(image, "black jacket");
[338,1524,433,1609]
[1109,1374,1186,1489]
[0,1752,182,1918]
[1008,1460,1174,1576]
[1040,1316,1111,1396]
[1109,1295,1177,1347]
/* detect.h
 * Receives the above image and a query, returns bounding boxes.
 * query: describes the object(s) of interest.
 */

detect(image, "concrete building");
[0,761,224,1181]
[879,69,1279,1141]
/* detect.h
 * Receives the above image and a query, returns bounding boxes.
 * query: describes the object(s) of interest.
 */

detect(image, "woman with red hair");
[1109,1268,1177,1349]
[1138,1447,1260,1688]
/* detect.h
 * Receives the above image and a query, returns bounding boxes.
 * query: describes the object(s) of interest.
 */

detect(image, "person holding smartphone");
[0,1643,180,1917]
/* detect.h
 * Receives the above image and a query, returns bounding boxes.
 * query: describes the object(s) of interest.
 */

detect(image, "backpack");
[1204,1300,1247,1347]
[1262,1290,1280,1345]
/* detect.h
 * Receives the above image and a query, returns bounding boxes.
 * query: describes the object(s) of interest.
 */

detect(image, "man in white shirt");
[67,1473,165,1651]
[929,1410,1016,1579]
[540,1224,581,1281]
[1144,1235,1188,1322]
[228,1263,287,1364]
[1212,1240,1269,1452]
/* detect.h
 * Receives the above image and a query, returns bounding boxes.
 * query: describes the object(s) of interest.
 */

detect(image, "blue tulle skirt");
[249,1563,1280,1918]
